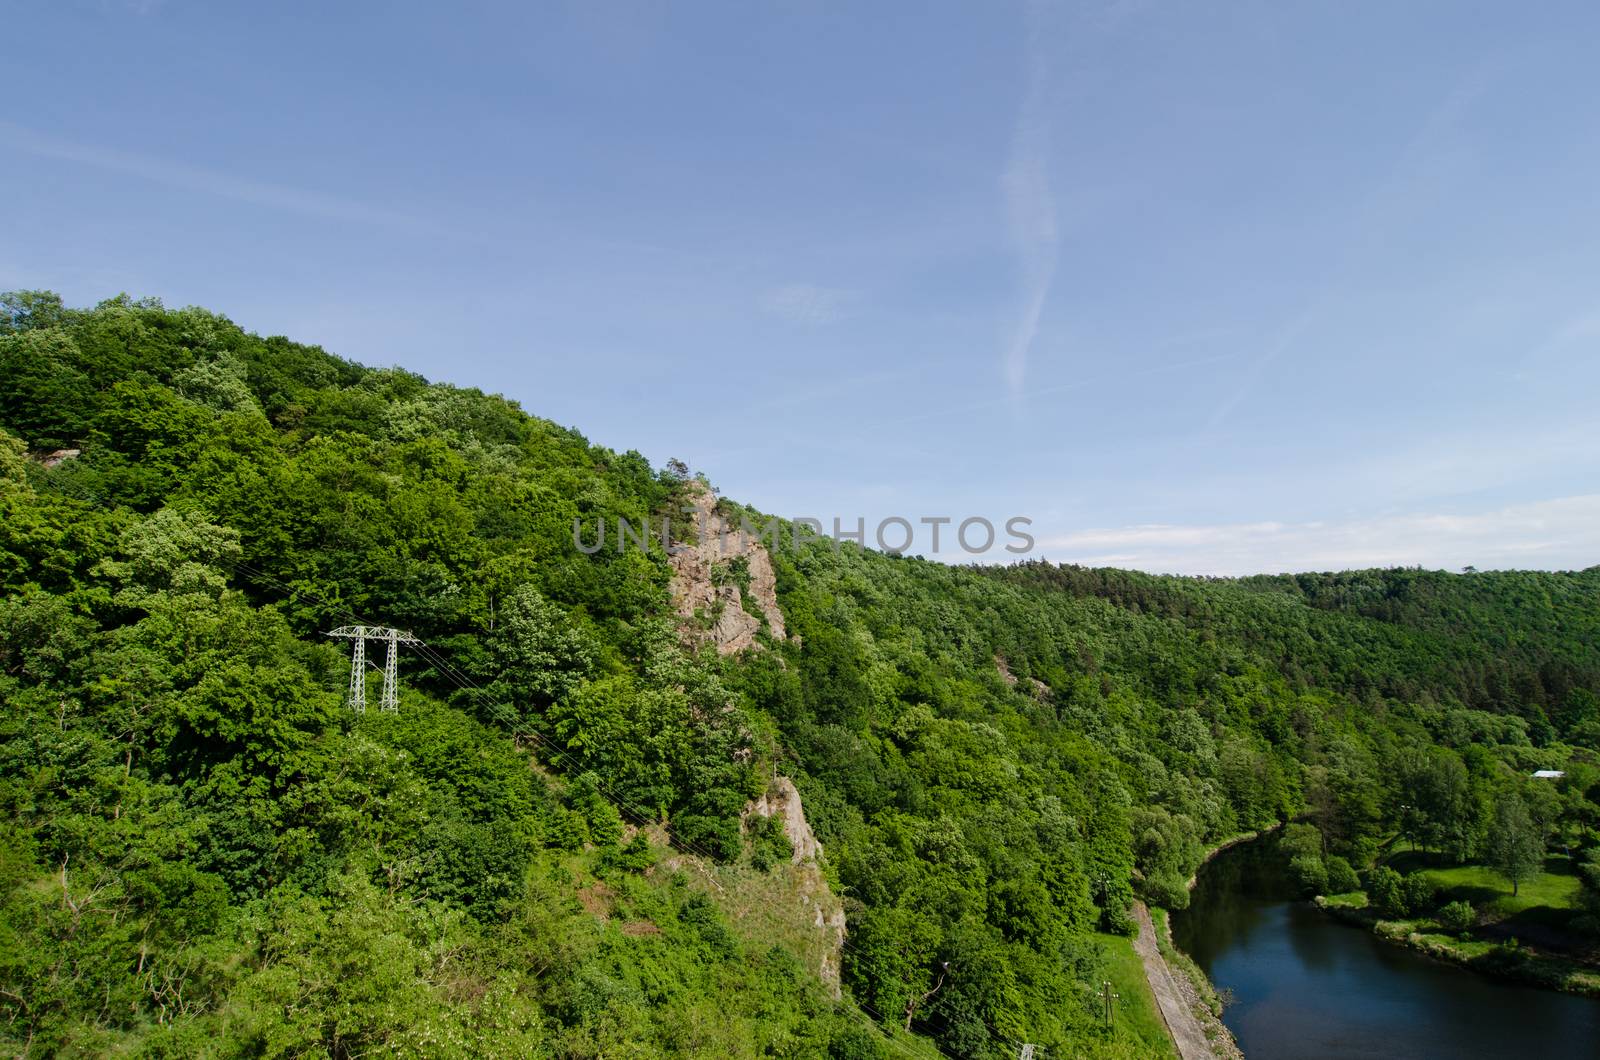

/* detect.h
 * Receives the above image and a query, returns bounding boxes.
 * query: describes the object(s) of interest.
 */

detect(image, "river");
[1170,838,1600,1058]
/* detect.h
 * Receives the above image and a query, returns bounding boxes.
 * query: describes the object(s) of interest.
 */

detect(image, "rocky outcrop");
[35,448,80,469]
[744,776,822,865]
[742,776,845,996]
[996,653,1051,699]
[669,483,787,655]
[799,868,848,996]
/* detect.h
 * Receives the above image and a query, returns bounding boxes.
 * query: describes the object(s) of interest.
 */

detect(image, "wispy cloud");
[0,121,446,235]
[1207,67,1497,430]
[1340,421,1600,505]
[1515,307,1600,375]
[1203,307,1318,430]
[760,282,852,325]
[999,0,1058,398]
[1028,494,1600,575]
[873,351,1237,430]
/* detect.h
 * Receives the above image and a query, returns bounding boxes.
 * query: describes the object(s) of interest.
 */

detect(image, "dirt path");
[1132,901,1216,1060]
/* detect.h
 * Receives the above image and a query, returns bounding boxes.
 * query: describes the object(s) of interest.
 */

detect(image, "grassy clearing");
[1401,926,1499,961]
[1373,852,1587,943]
[1097,932,1179,1059]
[1413,856,1583,917]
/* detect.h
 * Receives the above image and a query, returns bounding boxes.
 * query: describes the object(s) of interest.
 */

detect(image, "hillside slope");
[3,291,1598,1058]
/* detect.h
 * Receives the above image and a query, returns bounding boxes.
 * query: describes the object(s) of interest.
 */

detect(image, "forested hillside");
[3,292,1598,1058]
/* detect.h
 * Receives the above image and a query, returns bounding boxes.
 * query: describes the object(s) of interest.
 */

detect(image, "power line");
[327,625,421,713]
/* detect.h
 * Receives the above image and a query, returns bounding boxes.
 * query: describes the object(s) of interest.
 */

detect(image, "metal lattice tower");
[345,626,367,711]
[327,625,420,713]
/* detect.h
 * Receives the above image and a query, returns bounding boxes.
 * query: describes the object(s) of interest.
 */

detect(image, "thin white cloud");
[1207,68,1496,430]
[1515,307,1600,374]
[760,282,851,325]
[999,0,1058,398]
[1342,421,1600,504]
[873,350,1237,430]
[1025,495,1600,575]
[1203,306,1318,430]
[0,121,446,235]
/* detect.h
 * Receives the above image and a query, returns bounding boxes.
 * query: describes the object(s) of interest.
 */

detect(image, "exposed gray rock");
[39,448,80,469]
[669,483,787,654]
[742,776,845,996]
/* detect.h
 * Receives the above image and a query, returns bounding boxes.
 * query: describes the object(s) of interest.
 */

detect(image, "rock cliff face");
[669,483,787,654]
[742,776,846,997]
[664,487,841,989]
[744,776,822,865]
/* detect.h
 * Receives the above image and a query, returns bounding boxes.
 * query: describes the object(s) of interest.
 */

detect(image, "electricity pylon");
[327,625,421,713]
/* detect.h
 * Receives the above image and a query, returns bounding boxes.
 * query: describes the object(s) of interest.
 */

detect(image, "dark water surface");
[1170,840,1600,1059]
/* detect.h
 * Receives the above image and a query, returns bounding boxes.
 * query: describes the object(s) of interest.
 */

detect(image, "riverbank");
[1168,834,1600,1057]
[1147,906,1242,1060]
[1135,828,1276,1059]
[1315,894,1600,997]
[1132,902,1235,1060]
[1191,829,1600,999]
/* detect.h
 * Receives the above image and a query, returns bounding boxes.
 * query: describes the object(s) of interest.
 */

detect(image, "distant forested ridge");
[993,562,1600,734]
[3,291,1598,1058]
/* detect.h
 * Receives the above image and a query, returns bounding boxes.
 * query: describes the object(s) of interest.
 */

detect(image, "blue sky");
[5,0,1598,574]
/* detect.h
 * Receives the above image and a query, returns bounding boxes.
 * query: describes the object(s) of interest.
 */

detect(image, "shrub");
[829,1023,887,1060]
[1579,853,1600,915]
[1347,836,1380,871]
[1102,904,1138,938]
[567,773,623,846]
[1289,853,1328,897]
[599,833,655,875]
[1325,855,1361,894]
[1368,866,1408,917]
[1402,872,1437,915]
[547,808,590,851]
[1484,938,1531,973]
[749,813,794,872]
[1141,871,1191,911]
[679,892,739,958]
[1437,900,1475,935]
[674,812,743,861]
